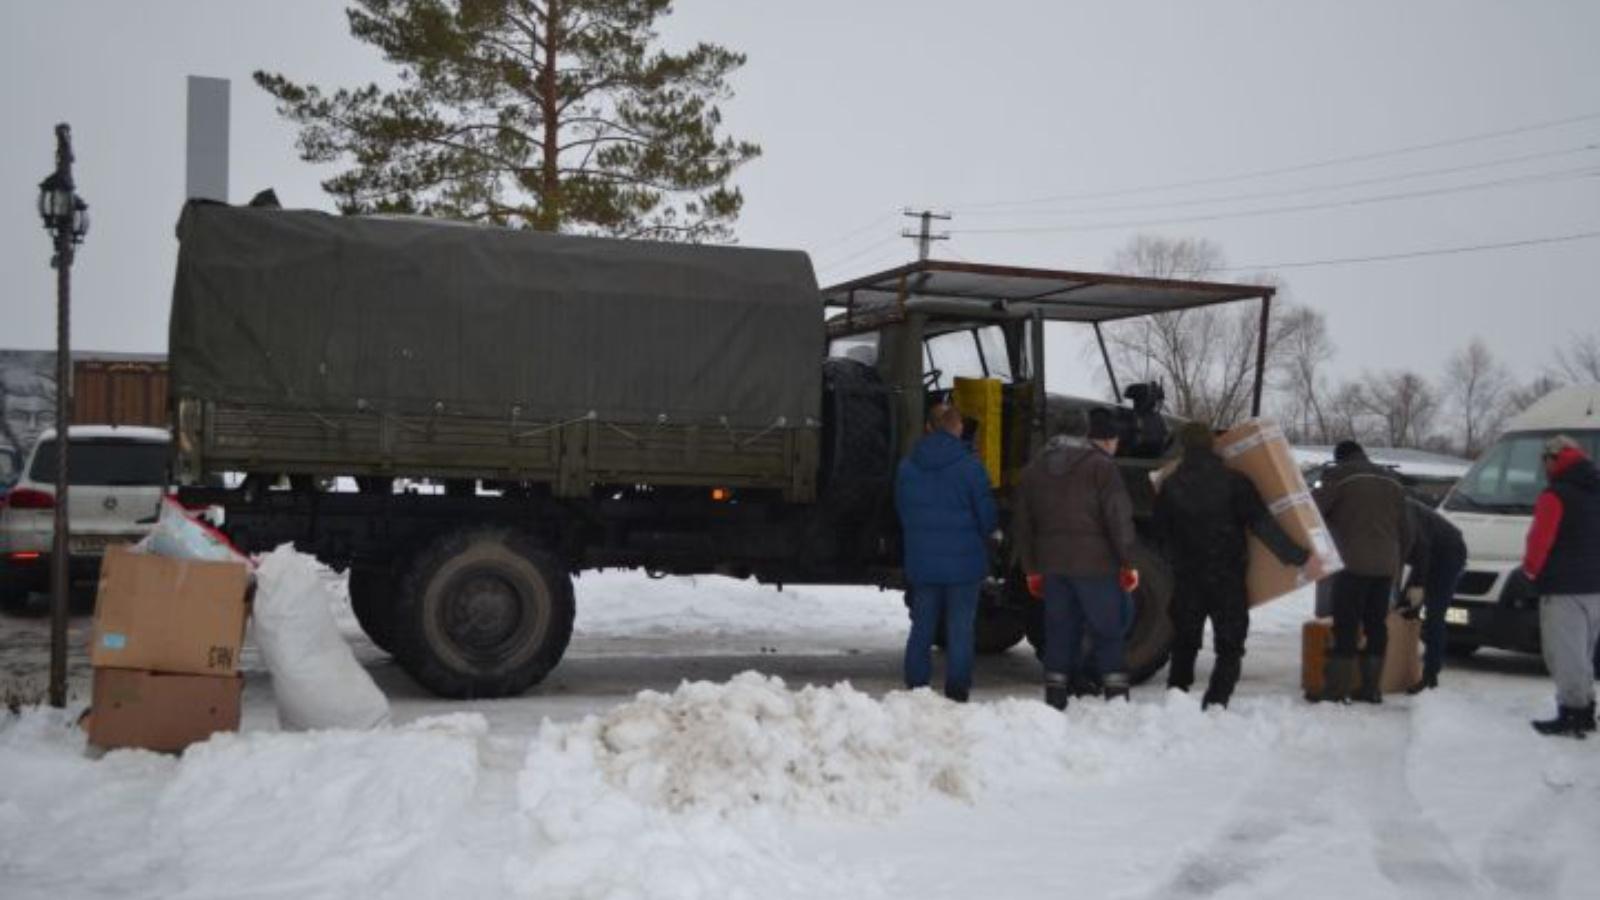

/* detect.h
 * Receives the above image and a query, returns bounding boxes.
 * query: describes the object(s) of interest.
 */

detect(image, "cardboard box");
[1153,419,1344,606]
[87,667,242,753]
[1301,613,1422,697]
[90,545,250,676]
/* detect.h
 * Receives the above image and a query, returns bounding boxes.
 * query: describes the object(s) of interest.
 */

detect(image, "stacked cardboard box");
[1151,419,1343,606]
[1300,613,1423,696]
[86,546,250,753]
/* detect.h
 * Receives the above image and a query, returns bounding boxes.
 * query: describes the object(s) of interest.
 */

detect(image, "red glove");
[1119,565,1140,593]
[1026,574,1044,599]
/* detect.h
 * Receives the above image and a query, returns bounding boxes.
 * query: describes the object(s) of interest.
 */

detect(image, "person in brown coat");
[1311,440,1412,703]
[1013,410,1139,709]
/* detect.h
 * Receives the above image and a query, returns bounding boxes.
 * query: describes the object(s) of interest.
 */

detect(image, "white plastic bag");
[251,544,390,731]
[140,497,250,565]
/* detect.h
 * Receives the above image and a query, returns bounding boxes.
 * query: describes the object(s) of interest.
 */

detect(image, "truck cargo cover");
[170,204,823,429]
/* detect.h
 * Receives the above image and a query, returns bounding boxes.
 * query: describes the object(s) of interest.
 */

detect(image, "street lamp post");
[36,124,89,709]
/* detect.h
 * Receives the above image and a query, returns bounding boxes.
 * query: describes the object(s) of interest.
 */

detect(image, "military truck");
[170,202,1279,698]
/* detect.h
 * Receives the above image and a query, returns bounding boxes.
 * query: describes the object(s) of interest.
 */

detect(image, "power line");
[955,110,1600,210]
[807,212,898,254]
[954,144,1600,218]
[950,164,1600,236]
[1214,228,1600,273]
[812,232,904,273]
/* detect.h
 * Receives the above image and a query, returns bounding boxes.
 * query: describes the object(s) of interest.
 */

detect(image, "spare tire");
[818,358,895,521]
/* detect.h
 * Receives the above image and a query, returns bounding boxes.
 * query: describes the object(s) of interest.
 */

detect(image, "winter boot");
[1166,648,1197,693]
[1202,655,1241,711]
[944,686,969,704]
[1310,654,1356,704]
[1579,703,1598,735]
[1353,654,1384,704]
[1531,706,1591,739]
[1405,671,1438,695]
[1044,672,1070,711]
[1102,672,1131,703]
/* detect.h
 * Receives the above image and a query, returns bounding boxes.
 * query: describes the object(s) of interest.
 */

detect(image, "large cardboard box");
[1300,613,1422,696]
[89,546,250,676]
[87,667,242,753]
[1154,419,1343,606]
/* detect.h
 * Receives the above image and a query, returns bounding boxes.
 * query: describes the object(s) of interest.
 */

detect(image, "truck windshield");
[28,440,170,487]
[1443,430,1600,515]
[924,326,1012,390]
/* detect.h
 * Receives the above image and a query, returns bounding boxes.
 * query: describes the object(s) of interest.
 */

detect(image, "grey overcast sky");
[2,0,1597,399]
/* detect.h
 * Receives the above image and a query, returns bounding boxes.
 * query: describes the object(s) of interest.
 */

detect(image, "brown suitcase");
[1301,612,1422,697]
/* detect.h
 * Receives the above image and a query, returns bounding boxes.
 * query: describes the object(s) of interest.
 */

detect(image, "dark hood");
[910,432,971,472]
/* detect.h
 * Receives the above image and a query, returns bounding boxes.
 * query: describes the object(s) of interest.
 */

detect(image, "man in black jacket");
[1313,440,1412,704]
[1154,423,1319,709]
[1399,498,1467,693]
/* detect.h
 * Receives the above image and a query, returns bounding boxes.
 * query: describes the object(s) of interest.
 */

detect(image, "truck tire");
[818,358,894,521]
[923,580,1028,655]
[348,565,397,655]
[1018,541,1174,685]
[392,528,574,699]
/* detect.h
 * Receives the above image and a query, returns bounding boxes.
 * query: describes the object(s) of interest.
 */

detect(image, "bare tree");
[1553,332,1600,384]
[1269,304,1335,443]
[1362,369,1440,448]
[1440,340,1512,457]
[1100,235,1295,427]
[1324,380,1376,445]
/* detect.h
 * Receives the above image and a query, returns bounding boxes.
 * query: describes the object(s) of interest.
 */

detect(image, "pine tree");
[255,0,760,240]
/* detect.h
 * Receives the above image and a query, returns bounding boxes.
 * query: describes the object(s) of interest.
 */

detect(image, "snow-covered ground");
[2,564,1597,899]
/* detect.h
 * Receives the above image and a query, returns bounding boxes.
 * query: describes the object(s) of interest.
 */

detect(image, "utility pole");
[901,208,950,261]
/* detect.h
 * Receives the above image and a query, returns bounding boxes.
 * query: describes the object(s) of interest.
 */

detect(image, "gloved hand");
[1399,604,1423,621]
[1026,573,1044,599]
[1119,565,1140,593]
[1404,586,1425,607]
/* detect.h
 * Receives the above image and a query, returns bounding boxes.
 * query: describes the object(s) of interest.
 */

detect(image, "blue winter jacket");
[895,432,998,584]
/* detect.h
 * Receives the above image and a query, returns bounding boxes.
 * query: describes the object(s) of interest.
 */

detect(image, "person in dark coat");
[1311,440,1412,703]
[1153,422,1319,709]
[1522,436,1600,738]
[895,403,998,702]
[1013,409,1139,709]
[1399,498,1467,693]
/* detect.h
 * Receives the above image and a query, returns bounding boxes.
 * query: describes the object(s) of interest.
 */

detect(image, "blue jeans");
[1419,549,1466,680]
[1043,575,1126,681]
[905,581,980,695]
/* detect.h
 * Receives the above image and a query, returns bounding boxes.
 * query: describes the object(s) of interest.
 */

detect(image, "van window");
[28,440,170,487]
[1444,430,1600,514]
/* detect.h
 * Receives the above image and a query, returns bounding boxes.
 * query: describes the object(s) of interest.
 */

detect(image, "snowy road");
[2,569,1596,899]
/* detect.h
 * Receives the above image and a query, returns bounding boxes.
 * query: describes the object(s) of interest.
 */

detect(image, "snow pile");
[529,671,972,816]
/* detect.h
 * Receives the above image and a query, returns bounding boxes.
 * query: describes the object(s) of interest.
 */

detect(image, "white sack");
[252,544,390,731]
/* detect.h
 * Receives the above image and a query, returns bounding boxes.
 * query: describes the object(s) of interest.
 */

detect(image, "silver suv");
[0,426,170,613]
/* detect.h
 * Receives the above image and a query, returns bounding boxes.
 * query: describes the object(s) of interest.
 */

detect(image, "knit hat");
[1545,434,1583,458]
[1333,439,1365,463]
[1176,421,1214,453]
[1087,408,1119,441]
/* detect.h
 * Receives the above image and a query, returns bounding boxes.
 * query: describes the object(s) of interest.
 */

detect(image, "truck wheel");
[1014,542,1174,684]
[348,565,397,654]
[818,358,894,521]
[392,528,574,699]
[974,603,1027,654]
[1444,640,1479,658]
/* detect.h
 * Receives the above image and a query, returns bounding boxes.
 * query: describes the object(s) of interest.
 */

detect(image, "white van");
[1437,386,1600,655]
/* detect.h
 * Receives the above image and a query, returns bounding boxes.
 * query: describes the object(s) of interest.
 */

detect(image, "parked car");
[0,425,170,613]
[1437,386,1600,656]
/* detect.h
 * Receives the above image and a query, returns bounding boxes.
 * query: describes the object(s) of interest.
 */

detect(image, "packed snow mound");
[529,671,973,816]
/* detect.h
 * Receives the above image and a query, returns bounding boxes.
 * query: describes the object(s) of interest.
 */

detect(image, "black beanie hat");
[1333,439,1365,462]
[1177,421,1214,452]
[1087,408,1118,441]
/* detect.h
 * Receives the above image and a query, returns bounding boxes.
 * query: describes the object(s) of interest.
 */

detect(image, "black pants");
[1331,572,1392,658]
[1170,573,1249,661]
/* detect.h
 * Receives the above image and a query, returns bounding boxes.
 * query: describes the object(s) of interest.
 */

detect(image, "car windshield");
[924,325,1013,390]
[1443,430,1600,515]
[27,439,170,487]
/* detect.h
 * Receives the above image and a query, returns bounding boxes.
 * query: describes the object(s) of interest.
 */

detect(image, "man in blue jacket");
[895,403,998,703]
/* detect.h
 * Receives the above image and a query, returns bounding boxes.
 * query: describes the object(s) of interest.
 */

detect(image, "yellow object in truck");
[952,377,1003,486]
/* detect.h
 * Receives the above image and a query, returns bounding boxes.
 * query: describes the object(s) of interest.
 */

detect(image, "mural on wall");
[1,350,58,486]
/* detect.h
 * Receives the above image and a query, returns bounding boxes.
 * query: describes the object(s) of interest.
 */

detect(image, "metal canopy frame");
[821,259,1278,417]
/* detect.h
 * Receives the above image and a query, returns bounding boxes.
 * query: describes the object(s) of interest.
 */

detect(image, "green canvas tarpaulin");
[169,204,823,430]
